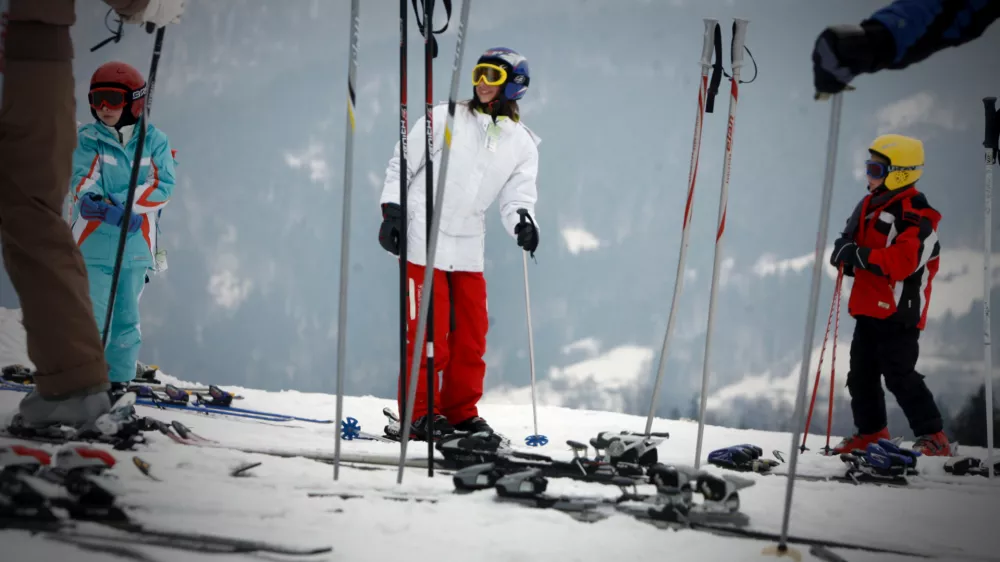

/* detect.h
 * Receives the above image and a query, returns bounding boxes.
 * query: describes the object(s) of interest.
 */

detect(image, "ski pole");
[396,0,410,460]
[694,18,749,470]
[396,0,465,484]
[332,0,360,482]
[421,0,436,478]
[102,25,164,349]
[519,210,546,447]
[643,18,722,439]
[800,264,840,453]
[769,91,844,560]
[983,96,998,479]
[824,270,843,454]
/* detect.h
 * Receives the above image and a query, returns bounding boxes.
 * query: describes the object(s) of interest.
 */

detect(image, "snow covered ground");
[0,308,998,561]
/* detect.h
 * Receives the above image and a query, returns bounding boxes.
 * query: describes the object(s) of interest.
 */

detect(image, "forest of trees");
[949,384,1000,447]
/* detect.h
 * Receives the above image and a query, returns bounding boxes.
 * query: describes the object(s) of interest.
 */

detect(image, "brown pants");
[0,8,110,396]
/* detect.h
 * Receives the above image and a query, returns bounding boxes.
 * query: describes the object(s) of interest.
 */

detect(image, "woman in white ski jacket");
[378,47,540,441]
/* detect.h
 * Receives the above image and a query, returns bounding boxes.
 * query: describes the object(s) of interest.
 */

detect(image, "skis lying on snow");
[0,378,330,425]
[709,441,998,491]
[0,443,332,556]
[445,443,945,560]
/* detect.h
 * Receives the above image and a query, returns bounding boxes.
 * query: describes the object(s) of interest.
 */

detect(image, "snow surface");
[0,308,998,561]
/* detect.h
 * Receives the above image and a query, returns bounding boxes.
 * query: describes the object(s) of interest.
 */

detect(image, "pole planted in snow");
[643,18,721,438]
[333,0,361,481]
[983,96,997,479]
[397,0,411,459]
[776,91,844,553]
[693,18,749,469]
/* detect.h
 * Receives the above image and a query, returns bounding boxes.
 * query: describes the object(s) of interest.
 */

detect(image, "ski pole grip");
[700,19,718,67]
[985,97,999,151]
[517,208,535,228]
[731,18,749,69]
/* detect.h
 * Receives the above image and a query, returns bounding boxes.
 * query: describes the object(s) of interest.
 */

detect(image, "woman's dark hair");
[467,95,519,121]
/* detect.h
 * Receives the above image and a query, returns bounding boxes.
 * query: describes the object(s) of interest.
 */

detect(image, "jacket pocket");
[850,270,897,318]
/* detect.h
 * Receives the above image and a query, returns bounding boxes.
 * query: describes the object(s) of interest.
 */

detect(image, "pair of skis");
[0,443,332,556]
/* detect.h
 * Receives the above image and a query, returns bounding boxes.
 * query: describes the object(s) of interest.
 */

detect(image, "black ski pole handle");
[146,22,157,34]
[985,97,999,155]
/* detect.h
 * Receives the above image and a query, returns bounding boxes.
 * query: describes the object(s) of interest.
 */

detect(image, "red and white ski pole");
[824,271,843,453]
[693,18,750,469]
[642,18,723,439]
[801,265,843,453]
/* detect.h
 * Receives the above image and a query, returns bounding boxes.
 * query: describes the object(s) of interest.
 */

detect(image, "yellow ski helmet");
[867,133,924,190]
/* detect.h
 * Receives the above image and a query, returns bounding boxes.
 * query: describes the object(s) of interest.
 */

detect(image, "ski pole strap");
[719,22,758,86]
[90,9,124,52]
[706,23,723,113]
[411,0,453,58]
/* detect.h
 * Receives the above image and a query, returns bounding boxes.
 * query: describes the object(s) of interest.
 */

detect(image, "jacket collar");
[96,122,137,149]
[867,184,917,211]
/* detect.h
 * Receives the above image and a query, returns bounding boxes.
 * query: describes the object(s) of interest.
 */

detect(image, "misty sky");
[1,0,998,428]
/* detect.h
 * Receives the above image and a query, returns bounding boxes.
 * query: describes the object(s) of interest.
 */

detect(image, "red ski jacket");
[841,185,941,330]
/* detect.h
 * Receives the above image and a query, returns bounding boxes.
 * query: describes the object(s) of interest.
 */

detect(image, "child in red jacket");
[829,133,951,456]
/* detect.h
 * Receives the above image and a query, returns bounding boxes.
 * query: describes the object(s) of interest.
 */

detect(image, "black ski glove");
[830,238,870,271]
[812,21,895,99]
[515,209,538,256]
[378,203,403,256]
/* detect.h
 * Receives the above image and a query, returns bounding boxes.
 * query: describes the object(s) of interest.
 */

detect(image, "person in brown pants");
[0,0,183,429]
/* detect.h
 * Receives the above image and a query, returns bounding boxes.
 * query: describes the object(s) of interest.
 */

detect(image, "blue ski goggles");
[865,160,889,179]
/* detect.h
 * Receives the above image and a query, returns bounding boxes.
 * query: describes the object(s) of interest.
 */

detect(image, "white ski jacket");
[380,101,541,272]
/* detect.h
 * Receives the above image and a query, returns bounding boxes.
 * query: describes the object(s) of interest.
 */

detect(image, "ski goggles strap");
[89,87,129,110]
[472,63,507,87]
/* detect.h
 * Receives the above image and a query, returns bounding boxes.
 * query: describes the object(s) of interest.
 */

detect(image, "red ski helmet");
[88,61,147,128]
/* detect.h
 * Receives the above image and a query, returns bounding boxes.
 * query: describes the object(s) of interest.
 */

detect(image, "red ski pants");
[398,262,488,424]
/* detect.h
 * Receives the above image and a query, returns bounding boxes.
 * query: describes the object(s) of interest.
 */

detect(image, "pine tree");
[949,384,999,447]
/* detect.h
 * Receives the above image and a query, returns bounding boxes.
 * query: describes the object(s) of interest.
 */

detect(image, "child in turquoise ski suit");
[69,61,175,385]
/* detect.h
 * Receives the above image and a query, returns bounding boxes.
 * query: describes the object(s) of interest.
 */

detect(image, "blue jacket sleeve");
[70,128,104,206]
[865,0,1000,69]
[132,127,176,215]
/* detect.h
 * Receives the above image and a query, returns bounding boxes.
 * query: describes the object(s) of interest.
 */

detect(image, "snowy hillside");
[1,307,998,561]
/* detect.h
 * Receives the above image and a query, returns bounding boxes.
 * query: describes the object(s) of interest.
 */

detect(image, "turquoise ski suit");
[69,122,175,383]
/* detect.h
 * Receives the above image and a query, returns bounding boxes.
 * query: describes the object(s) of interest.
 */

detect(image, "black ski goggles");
[89,87,129,111]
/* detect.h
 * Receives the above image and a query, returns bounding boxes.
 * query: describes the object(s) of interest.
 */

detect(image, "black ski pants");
[846,316,943,437]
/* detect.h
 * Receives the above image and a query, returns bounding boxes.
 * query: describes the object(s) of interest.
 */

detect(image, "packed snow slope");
[0,309,997,561]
